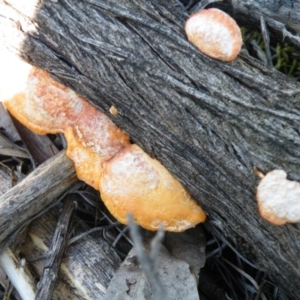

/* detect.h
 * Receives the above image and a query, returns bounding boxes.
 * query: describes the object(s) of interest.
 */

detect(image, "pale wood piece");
[0,248,36,300]
[21,207,121,300]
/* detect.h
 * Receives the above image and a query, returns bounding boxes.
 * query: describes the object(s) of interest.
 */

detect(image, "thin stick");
[35,196,77,300]
[260,16,273,67]
[127,214,167,300]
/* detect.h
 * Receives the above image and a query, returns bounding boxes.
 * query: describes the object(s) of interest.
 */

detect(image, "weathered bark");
[1,0,300,296]
[0,151,77,252]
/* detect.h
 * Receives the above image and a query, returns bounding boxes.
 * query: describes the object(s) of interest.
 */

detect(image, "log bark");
[1,0,300,296]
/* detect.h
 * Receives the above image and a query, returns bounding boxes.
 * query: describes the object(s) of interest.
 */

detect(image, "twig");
[35,196,77,300]
[260,15,273,67]
[68,222,120,246]
[127,214,167,300]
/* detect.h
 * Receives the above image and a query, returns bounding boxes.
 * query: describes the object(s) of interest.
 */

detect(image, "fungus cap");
[100,144,206,231]
[3,68,85,134]
[185,8,242,62]
[256,170,300,225]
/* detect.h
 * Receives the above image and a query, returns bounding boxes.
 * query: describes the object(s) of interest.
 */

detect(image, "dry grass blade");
[0,134,29,159]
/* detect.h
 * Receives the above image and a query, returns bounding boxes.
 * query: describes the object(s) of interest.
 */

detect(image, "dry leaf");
[0,133,29,159]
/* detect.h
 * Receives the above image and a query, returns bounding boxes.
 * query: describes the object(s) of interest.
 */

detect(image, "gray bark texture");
[1,0,300,296]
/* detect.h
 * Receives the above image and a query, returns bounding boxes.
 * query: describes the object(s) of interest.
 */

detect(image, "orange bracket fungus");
[185,8,242,62]
[2,65,206,232]
[256,170,300,225]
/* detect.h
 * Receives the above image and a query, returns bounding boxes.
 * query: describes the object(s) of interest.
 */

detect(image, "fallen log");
[1,0,300,296]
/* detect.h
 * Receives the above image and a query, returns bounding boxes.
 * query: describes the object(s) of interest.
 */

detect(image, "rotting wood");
[0,151,78,253]
[21,206,121,300]
[1,0,300,296]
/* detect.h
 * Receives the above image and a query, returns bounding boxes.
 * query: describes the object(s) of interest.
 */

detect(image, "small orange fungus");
[185,8,242,62]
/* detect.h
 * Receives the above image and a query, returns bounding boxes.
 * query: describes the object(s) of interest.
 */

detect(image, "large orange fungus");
[2,64,206,232]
